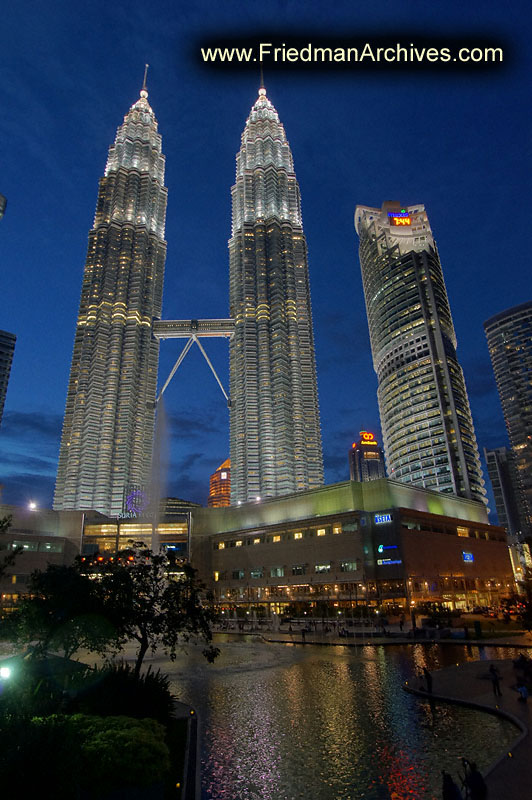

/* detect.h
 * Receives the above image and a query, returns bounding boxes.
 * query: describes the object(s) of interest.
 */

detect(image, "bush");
[0,713,170,797]
[71,662,176,724]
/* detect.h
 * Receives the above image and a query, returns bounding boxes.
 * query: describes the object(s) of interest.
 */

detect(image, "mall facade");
[2,480,516,615]
[190,479,514,613]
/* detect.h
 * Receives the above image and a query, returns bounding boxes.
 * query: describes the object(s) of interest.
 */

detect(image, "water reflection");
[165,639,521,800]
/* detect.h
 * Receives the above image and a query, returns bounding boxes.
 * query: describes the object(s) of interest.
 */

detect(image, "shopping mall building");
[2,480,516,614]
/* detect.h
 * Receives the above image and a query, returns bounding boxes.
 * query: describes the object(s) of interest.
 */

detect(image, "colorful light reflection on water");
[164,639,521,800]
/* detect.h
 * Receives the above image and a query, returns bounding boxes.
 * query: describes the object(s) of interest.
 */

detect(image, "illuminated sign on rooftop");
[360,431,378,446]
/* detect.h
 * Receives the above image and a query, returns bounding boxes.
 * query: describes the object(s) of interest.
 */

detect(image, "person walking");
[489,664,502,697]
[442,770,463,799]
[463,761,488,800]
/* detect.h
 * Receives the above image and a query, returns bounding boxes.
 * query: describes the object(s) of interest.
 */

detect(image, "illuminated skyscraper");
[229,87,323,502]
[349,431,386,482]
[208,459,231,507]
[484,302,532,536]
[355,202,485,504]
[54,80,167,516]
[0,330,16,426]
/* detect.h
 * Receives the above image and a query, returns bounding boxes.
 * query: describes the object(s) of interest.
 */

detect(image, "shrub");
[71,662,176,724]
[0,713,170,797]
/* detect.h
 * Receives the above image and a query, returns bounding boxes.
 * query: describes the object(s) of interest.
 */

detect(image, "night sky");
[0,1,529,517]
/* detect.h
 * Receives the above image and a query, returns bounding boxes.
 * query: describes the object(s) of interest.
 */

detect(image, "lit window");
[221,471,227,480]
[253,538,261,545]
[457,527,469,538]
[235,540,242,547]
[333,525,342,534]
[294,532,303,540]
[218,542,225,550]
[273,535,281,543]
[213,571,219,582]
[315,564,330,573]
[317,528,326,537]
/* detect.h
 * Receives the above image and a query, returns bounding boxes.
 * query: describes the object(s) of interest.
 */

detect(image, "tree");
[0,515,20,580]
[15,543,219,673]
[93,542,219,677]
[15,563,119,659]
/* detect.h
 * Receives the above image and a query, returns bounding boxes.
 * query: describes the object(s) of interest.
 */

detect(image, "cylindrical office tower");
[229,87,323,503]
[484,302,532,534]
[355,202,486,505]
[54,84,167,516]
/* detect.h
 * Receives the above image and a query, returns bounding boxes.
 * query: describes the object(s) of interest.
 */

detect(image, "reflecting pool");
[163,638,521,800]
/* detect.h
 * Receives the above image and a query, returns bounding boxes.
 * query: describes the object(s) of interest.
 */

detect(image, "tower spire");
[258,65,266,96]
[142,63,149,94]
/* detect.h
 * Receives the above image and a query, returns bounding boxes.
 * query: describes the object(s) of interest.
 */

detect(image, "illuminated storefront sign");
[377,558,403,566]
[462,551,474,563]
[375,513,392,524]
[377,544,397,553]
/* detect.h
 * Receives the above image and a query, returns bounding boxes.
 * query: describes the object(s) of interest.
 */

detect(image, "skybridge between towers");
[152,318,235,407]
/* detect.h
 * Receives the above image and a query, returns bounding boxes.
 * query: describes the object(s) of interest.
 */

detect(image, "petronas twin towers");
[54,82,323,516]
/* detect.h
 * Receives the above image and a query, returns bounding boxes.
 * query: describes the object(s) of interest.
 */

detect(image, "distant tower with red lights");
[208,459,231,507]
[349,432,386,482]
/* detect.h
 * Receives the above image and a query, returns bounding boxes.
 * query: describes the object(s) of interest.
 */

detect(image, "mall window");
[340,561,357,572]
[250,568,263,579]
[292,565,306,575]
[333,525,342,534]
[315,564,331,574]
[316,528,326,537]
[253,537,261,545]
[218,542,225,550]
[270,566,284,578]
[235,540,243,547]
[232,569,245,580]
[294,532,303,540]
[273,535,281,543]
[457,527,469,538]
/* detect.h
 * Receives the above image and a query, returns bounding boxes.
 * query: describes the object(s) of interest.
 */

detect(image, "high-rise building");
[484,446,525,537]
[484,302,532,536]
[0,330,16,426]
[349,431,386,482]
[208,459,231,507]
[355,202,485,505]
[229,87,323,502]
[54,81,167,516]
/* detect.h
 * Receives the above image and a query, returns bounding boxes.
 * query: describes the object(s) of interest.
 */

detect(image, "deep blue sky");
[0,0,529,516]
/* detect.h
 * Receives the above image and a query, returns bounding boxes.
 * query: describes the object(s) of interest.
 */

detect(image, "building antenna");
[142,63,149,92]
[259,63,265,92]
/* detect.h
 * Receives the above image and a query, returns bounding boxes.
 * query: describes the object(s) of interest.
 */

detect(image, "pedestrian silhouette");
[489,664,502,697]
[442,769,463,799]
[423,666,433,693]
[463,760,487,799]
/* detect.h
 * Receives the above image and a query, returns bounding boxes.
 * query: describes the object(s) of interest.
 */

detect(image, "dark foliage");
[72,662,176,724]
[0,713,170,798]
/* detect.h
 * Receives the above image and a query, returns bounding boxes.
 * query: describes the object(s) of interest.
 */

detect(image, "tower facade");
[355,202,485,505]
[0,330,16,426]
[208,459,231,507]
[349,431,386,482]
[229,88,323,502]
[54,84,167,516]
[484,302,532,536]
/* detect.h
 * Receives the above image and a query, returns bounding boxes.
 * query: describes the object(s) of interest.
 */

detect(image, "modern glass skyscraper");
[355,202,485,505]
[0,329,16,427]
[54,83,167,516]
[484,302,532,536]
[349,431,386,482]
[229,87,323,502]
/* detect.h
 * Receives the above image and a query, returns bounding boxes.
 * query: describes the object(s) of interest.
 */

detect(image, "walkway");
[404,657,531,796]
